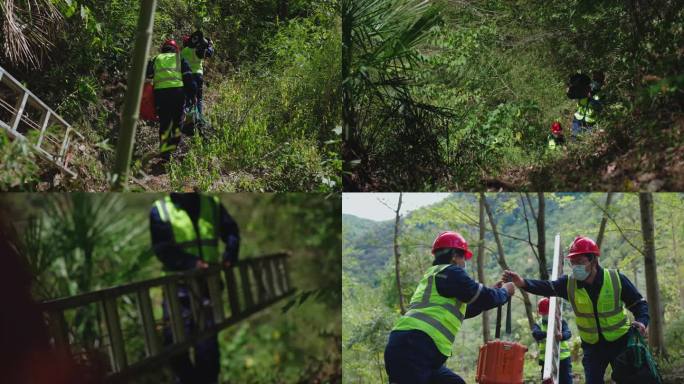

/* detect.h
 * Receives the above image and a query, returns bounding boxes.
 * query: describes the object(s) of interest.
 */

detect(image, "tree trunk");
[633,266,638,290]
[376,352,384,383]
[394,193,406,314]
[483,196,535,329]
[596,192,614,249]
[478,193,491,343]
[639,192,666,357]
[672,211,684,308]
[536,193,548,280]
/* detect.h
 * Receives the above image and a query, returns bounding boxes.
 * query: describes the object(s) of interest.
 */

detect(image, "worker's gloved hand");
[493,280,503,289]
[632,321,648,337]
[502,282,516,297]
[503,270,526,288]
[555,332,562,341]
[195,260,209,269]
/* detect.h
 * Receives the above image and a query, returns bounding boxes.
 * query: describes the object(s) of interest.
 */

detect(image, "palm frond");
[1,0,63,68]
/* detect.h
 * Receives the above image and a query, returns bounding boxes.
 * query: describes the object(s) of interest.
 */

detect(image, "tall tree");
[535,193,547,280]
[393,193,406,314]
[478,193,491,343]
[484,196,535,329]
[671,209,684,309]
[639,192,666,357]
[521,193,548,280]
[596,193,614,249]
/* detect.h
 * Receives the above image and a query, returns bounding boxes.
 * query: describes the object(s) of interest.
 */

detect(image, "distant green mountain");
[342,214,394,286]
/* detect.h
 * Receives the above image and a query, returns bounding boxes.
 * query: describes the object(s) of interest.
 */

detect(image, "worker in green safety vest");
[567,72,603,138]
[150,192,240,384]
[146,39,195,160]
[181,30,214,119]
[532,297,573,384]
[503,236,649,384]
[384,231,516,384]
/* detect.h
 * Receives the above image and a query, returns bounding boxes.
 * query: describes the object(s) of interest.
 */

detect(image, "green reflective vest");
[537,319,571,362]
[548,137,557,150]
[393,264,467,357]
[154,195,221,263]
[181,47,203,75]
[574,97,598,124]
[153,52,183,90]
[567,269,630,344]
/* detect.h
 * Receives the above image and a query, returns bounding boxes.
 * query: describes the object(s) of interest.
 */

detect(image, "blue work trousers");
[163,287,220,384]
[384,330,465,384]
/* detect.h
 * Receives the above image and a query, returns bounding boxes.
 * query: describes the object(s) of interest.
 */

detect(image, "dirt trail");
[129,76,224,191]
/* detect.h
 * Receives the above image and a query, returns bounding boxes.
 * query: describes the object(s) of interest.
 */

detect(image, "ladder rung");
[0,65,80,177]
[10,91,29,131]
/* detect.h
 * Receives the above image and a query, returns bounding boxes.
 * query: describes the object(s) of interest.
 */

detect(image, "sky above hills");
[342,193,450,221]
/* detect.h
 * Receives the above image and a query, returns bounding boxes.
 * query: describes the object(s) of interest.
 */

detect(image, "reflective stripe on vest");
[537,320,571,362]
[393,265,466,357]
[181,47,203,75]
[154,53,183,90]
[154,195,220,262]
[574,97,597,124]
[567,269,630,344]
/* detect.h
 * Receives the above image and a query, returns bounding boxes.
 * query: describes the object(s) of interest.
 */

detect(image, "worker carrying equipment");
[181,30,214,118]
[502,235,651,384]
[567,73,603,138]
[150,193,240,384]
[533,297,572,384]
[384,231,516,384]
[146,39,196,160]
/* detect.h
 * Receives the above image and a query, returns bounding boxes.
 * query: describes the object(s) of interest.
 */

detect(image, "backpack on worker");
[611,328,663,384]
[567,73,591,99]
[475,298,527,384]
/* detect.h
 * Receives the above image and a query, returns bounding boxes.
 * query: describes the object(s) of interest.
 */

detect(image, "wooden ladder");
[39,253,294,382]
[0,65,83,177]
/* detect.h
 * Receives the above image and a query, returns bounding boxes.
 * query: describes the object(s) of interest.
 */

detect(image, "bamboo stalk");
[112,0,157,190]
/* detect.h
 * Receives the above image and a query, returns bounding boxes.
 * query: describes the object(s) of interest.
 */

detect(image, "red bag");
[139,82,158,122]
[476,299,527,384]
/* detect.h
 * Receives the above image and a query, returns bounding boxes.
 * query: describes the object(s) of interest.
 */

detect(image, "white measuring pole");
[542,233,564,384]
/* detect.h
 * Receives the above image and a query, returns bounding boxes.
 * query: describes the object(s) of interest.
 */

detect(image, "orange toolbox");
[475,298,527,384]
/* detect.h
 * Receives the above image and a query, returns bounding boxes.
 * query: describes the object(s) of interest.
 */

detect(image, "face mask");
[572,264,590,281]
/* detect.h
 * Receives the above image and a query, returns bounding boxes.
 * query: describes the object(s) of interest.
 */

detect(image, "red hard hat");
[432,231,473,260]
[162,39,179,52]
[566,236,600,259]
[538,297,550,315]
[551,121,562,135]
